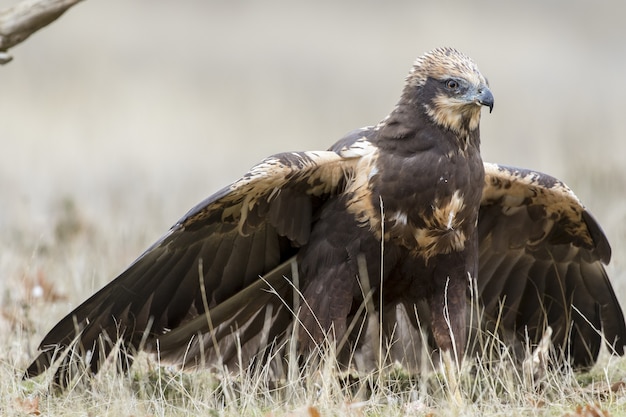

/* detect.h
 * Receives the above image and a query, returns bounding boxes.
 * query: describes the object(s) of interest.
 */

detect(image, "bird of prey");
[25,48,625,385]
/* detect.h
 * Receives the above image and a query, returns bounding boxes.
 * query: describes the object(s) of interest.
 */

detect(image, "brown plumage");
[25,48,625,385]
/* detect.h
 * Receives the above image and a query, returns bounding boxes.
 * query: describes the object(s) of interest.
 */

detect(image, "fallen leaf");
[15,396,40,415]
[562,404,611,417]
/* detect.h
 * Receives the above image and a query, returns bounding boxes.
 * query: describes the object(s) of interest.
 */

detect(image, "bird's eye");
[445,79,459,90]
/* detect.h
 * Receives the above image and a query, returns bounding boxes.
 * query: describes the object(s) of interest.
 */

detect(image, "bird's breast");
[345,145,483,260]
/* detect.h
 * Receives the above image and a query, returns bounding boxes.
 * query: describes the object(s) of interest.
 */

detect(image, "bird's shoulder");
[481,162,610,262]
[144,128,375,246]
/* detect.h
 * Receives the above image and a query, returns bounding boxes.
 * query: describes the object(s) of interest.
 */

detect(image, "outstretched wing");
[477,163,625,367]
[25,148,367,383]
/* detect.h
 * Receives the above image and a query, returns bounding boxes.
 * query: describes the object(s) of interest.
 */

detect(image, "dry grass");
[5,325,626,417]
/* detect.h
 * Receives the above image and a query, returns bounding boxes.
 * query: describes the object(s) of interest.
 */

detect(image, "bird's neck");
[375,102,481,156]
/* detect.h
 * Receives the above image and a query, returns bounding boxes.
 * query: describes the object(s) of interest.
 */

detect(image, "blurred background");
[1,0,624,302]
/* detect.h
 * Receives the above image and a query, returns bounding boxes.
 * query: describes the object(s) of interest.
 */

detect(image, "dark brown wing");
[25,148,365,384]
[477,163,625,367]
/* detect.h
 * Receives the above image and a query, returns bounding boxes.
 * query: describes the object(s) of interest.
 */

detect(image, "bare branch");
[0,0,83,64]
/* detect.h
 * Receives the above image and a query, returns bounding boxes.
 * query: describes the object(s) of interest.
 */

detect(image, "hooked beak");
[475,86,494,113]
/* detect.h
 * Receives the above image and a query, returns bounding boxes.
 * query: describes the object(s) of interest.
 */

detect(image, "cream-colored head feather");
[407,47,487,88]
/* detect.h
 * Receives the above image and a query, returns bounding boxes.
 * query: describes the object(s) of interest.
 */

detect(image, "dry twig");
[0,0,82,64]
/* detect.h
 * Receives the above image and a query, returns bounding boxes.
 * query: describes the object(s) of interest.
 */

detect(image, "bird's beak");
[475,86,494,113]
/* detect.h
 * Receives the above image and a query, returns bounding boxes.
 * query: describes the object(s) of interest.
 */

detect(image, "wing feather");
[26,146,624,381]
[478,163,625,367]
[25,147,371,382]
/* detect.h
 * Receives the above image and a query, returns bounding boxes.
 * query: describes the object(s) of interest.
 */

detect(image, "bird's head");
[403,47,493,135]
